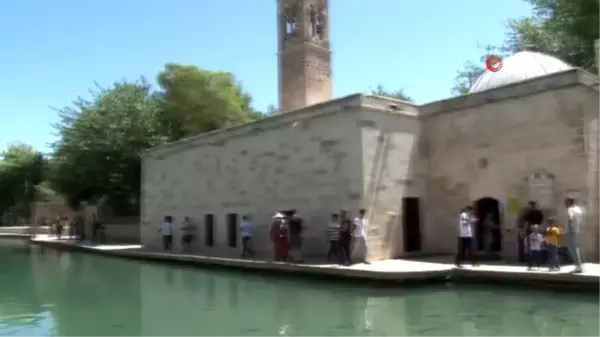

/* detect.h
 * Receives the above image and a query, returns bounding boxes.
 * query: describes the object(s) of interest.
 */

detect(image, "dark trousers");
[181,234,193,252]
[162,235,173,251]
[528,250,542,267]
[241,236,254,257]
[327,240,339,261]
[339,240,351,264]
[455,237,476,266]
[547,245,560,269]
[56,225,63,240]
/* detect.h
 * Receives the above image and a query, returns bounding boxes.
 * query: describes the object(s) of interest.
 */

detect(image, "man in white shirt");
[455,206,477,267]
[565,197,584,273]
[159,216,173,252]
[352,209,369,264]
[240,215,255,258]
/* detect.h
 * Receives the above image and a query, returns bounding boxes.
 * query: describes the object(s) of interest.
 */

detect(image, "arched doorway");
[474,197,502,254]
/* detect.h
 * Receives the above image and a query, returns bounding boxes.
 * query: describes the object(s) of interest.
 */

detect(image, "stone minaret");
[277,0,333,113]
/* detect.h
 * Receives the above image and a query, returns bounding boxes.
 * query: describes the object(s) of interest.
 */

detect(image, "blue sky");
[0,0,532,153]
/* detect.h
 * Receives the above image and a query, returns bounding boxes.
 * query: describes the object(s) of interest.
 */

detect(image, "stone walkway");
[29,236,600,287]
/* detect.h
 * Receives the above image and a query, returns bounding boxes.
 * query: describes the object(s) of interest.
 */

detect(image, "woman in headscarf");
[270,213,289,262]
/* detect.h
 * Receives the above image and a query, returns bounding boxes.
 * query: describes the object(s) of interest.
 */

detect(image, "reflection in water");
[0,245,598,336]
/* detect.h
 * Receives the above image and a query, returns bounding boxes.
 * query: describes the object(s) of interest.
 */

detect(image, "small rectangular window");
[205,214,215,247]
[227,213,238,248]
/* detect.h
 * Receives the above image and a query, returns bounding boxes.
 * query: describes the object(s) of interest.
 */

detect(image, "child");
[527,224,544,270]
[545,218,561,271]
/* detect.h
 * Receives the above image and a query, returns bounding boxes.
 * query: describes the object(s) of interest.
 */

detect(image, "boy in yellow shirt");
[545,217,561,271]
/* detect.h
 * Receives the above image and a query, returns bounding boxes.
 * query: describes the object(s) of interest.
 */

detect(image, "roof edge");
[420,68,597,117]
[140,93,364,159]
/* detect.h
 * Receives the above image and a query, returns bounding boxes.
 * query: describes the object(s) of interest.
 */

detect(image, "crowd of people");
[159,209,370,266]
[268,209,368,265]
[41,215,106,244]
[456,197,585,273]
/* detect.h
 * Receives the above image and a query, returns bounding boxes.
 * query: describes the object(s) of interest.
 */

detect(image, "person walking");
[327,213,341,262]
[270,213,289,262]
[564,197,584,273]
[352,209,369,264]
[288,211,304,263]
[339,211,353,265]
[239,215,255,258]
[181,216,195,253]
[160,216,174,252]
[455,206,477,267]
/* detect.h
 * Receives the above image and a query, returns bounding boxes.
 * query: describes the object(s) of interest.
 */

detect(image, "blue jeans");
[547,244,560,268]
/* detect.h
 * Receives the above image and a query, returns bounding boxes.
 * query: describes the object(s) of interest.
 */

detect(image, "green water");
[0,244,598,336]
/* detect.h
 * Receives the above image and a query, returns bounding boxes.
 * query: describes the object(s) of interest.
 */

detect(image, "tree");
[451,0,599,96]
[156,63,261,141]
[505,0,599,73]
[51,80,166,215]
[451,62,485,96]
[0,143,45,221]
[370,84,413,102]
[264,104,279,115]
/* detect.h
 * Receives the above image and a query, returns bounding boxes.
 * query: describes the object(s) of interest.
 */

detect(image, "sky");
[0,0,533,154]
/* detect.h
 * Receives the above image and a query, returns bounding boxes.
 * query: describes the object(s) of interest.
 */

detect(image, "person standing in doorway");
[240,215,255,258]
[518,201,544,262]
[327,213,341,262]
[160,216,174,252]
[482,212,498,257]
[456,206,477,267]
[564,197,584,273]
[352,209,369,264]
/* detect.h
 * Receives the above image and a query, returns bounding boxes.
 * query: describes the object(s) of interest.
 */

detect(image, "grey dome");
[469,51,574,93]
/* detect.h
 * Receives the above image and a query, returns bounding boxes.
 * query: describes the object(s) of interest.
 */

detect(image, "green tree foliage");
[370,84,413,102]
[156,63,261,141]
[50,80,166,214]
[451,45,507,95]
[49,64,263,215]
[506,0,599,73]
[0,143,45,220]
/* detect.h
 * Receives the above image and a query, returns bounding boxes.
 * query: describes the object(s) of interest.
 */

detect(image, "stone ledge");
[33,239,450,283]
[30,239,599,291]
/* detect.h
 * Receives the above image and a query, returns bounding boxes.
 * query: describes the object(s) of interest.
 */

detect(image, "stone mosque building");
[140,0,599,262]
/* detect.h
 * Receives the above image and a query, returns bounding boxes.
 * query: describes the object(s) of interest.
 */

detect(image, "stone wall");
[141,96,364,257]
[103,224,140,243]
[421,76,599,261]
[358,105,426,260]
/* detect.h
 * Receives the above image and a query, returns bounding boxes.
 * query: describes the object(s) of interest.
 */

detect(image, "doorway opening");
[403,197,421,252]
[474,197,502,252]
[204,214,215,247]
[226,213,238,248]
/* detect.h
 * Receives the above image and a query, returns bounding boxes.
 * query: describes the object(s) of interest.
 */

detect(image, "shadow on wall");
[362,120,424,260]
